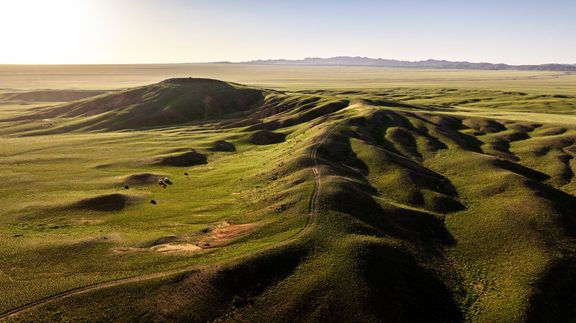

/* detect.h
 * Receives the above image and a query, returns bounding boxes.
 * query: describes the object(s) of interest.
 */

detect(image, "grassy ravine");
[1,78,576,322]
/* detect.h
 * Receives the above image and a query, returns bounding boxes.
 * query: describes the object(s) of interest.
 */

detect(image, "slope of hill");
[0,90,108,103]
[244,56,576,71]
[1,79,576,322]
[7,78,264,132]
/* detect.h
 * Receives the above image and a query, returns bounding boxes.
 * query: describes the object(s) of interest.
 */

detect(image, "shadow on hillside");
[526,259,576,323]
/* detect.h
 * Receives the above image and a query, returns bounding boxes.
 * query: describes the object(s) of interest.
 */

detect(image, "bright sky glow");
[0,0,574,64]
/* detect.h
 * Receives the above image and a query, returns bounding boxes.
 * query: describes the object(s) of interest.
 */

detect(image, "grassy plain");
[1,63,576,94]
[0,65,576,322]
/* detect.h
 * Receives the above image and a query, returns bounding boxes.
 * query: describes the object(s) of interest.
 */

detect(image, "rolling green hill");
[6,78,264,133]
[1,78,576,322]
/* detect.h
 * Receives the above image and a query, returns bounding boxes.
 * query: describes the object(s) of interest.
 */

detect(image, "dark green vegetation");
[1,75,576,322]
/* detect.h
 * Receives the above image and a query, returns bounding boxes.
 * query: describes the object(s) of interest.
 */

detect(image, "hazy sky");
[1,0,575,64]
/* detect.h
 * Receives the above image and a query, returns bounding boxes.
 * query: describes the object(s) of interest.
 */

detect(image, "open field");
[2,64,576,94]
[1,67,576,322]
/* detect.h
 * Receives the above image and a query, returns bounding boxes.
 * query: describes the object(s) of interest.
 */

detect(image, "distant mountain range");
[240,56,576,71]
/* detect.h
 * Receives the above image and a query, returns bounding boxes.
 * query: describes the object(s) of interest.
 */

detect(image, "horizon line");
[1,56,575,66]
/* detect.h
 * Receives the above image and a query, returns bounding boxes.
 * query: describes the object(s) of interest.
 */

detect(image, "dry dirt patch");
[111,222,259,254]
[197,221,258,248]
[151,244,202,253]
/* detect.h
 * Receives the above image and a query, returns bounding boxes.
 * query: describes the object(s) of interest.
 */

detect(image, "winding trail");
[0,124,338,321]
[0,268,201,320]
[306,125,338,230]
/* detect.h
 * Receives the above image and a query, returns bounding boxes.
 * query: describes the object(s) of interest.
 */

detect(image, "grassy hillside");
[1,78,576,322]
[4,78,264,133]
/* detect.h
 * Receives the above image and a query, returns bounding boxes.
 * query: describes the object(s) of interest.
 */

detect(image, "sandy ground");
[112,221,259,254]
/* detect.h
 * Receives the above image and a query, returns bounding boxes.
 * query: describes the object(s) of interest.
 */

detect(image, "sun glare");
[0,0,102,63]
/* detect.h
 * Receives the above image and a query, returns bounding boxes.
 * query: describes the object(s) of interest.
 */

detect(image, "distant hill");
[243,56,576,71]
[17,78,264,131]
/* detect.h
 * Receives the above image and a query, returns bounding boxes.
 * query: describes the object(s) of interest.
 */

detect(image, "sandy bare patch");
[151,243,202,253]
[110,221,259,255]
[112,243,202,254]
[198,221,259,248]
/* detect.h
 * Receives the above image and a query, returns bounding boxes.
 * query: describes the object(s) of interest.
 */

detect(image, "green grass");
[1,71,576,322]
[0,122,313,313]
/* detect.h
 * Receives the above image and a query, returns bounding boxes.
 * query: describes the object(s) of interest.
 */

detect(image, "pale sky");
[0,0,575,64]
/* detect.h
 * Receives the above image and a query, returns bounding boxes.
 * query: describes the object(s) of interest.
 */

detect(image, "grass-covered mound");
[248,130,286,145]
[211,140,236,152]
[145,149,208,167]
[73,193,142,212]
[19,78,264,131]
[121,173,164,185]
